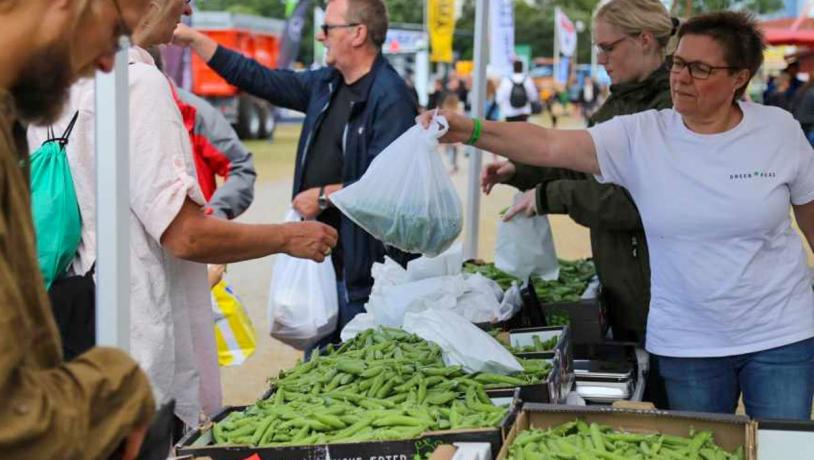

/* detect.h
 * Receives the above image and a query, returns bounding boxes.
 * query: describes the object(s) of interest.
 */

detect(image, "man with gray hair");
[174,0,418,351]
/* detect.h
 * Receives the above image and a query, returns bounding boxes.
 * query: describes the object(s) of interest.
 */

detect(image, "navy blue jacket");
[208,46,418,303]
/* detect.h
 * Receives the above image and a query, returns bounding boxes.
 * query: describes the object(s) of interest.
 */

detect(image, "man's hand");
[207,264,226,288]
[120,423,149,460]
[481,161,516,194]
[282,222,338,262]
[171,23,198,47]
[292,187,322,219]
[503,189,537,222]
[172,24,218,61]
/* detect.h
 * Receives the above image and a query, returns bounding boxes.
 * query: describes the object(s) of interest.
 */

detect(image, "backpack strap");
[43,111,80,148]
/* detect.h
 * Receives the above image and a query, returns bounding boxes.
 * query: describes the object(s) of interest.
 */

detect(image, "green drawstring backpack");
[29,111,81,289]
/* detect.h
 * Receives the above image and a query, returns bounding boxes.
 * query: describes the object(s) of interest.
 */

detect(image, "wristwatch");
[318,185,329,211]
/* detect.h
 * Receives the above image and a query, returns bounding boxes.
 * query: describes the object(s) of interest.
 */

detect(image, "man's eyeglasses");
[666,55,740,80]
[111,0,132,51]
[321,23,361,36]
[593,36,628,55]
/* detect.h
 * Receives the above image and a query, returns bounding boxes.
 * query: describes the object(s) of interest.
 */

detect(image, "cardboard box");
[757,419,814,460]
[485,356,563,404]
[176,395,521,460]
[496,404,756,460]
[520,278,608,345]
[502,325,574,399]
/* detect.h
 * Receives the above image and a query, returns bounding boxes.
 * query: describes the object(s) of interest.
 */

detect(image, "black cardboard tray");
[176,392,522,460]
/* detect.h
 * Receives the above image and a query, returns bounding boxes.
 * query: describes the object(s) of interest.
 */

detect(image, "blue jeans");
[305,281,365,359]
[657,338,814,419]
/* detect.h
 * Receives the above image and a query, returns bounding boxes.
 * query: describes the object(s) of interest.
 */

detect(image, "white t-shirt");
[27,47,222,425]
[589,101,814,357]
[496,73,538,118]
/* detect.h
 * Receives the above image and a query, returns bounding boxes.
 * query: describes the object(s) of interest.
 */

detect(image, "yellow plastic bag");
[211,280,256,366]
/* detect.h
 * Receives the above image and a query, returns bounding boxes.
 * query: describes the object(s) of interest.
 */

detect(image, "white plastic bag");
[406,243,464,281]
[495,193,560,280]
[496,283,523,323]
[331,116,463,256]
[267,210,338,350]
[454,273,503,324]
[366,275,465,327]
[403,309,523,374]
[339,313,377,342]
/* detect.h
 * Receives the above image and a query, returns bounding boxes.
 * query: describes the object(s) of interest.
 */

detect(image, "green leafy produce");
[532,259,596,304]
[463,259,596,305]
[510,335,559,354]
[463,262,520,290]
[209,327,550,447]
[506,421,744,460]
[463,259,595,303]
[546,310,570,327]
[341,199,462,257]
[490,330,559,354]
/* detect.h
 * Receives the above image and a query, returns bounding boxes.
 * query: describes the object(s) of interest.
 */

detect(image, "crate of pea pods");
[497,326,574,402]
[177,328,530,460]
[464,260,608,344]
[497,403,755,460]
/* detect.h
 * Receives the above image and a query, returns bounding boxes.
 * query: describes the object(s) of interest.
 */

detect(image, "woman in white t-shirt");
[422,11,814,419]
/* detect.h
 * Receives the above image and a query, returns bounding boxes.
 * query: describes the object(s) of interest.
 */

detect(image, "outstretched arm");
[419,109,600,175]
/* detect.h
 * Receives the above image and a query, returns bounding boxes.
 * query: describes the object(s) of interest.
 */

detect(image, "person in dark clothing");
[427,78,445,110]
[764,72,791,111]
[173,0,418,350]
[403,71,421,112]
[481,0,676,409]
[785,61,804,101]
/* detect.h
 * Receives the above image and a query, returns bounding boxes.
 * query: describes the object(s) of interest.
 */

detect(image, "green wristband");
[466,118,482,145]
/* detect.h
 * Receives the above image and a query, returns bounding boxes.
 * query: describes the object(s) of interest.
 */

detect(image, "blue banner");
[278,0,312,69]
[556,56,570,84]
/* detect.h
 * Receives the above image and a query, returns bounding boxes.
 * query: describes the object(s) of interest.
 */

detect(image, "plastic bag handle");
[423,109,449,139]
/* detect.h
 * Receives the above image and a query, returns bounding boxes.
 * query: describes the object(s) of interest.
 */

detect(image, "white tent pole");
[95,38,130,350]
[464,0,490,260]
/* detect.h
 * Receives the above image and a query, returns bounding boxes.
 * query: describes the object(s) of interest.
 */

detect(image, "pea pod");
[474,373,527,386]
[335,359,367,375]
[372,415,426,428]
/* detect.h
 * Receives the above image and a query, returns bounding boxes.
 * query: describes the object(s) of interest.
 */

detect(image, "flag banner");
[428,0,456,63]
[489,0,515,76]
[278,0,312,69]
[556,9,577,57]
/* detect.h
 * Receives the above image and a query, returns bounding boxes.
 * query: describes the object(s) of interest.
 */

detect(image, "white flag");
[556,9,577,57]
[489,0,515,76]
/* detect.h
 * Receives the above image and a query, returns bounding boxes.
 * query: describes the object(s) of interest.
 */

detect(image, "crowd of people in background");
[419,63,608,173]
[764,60,814,145]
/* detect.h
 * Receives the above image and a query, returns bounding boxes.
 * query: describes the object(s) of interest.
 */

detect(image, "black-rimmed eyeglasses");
[321,23,361,36]
[666,55,740,80]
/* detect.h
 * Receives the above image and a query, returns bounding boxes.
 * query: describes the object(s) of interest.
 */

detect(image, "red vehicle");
[191,12,285,139]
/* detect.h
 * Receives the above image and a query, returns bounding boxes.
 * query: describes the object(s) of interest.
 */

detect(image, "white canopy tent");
[95,0,492,339]
[463,0,489,260]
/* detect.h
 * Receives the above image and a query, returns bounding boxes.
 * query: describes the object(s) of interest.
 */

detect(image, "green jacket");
[508,66,672,341]
[0,91,155,460]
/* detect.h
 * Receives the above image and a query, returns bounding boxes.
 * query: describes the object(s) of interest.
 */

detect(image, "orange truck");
[191,12,285,139]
